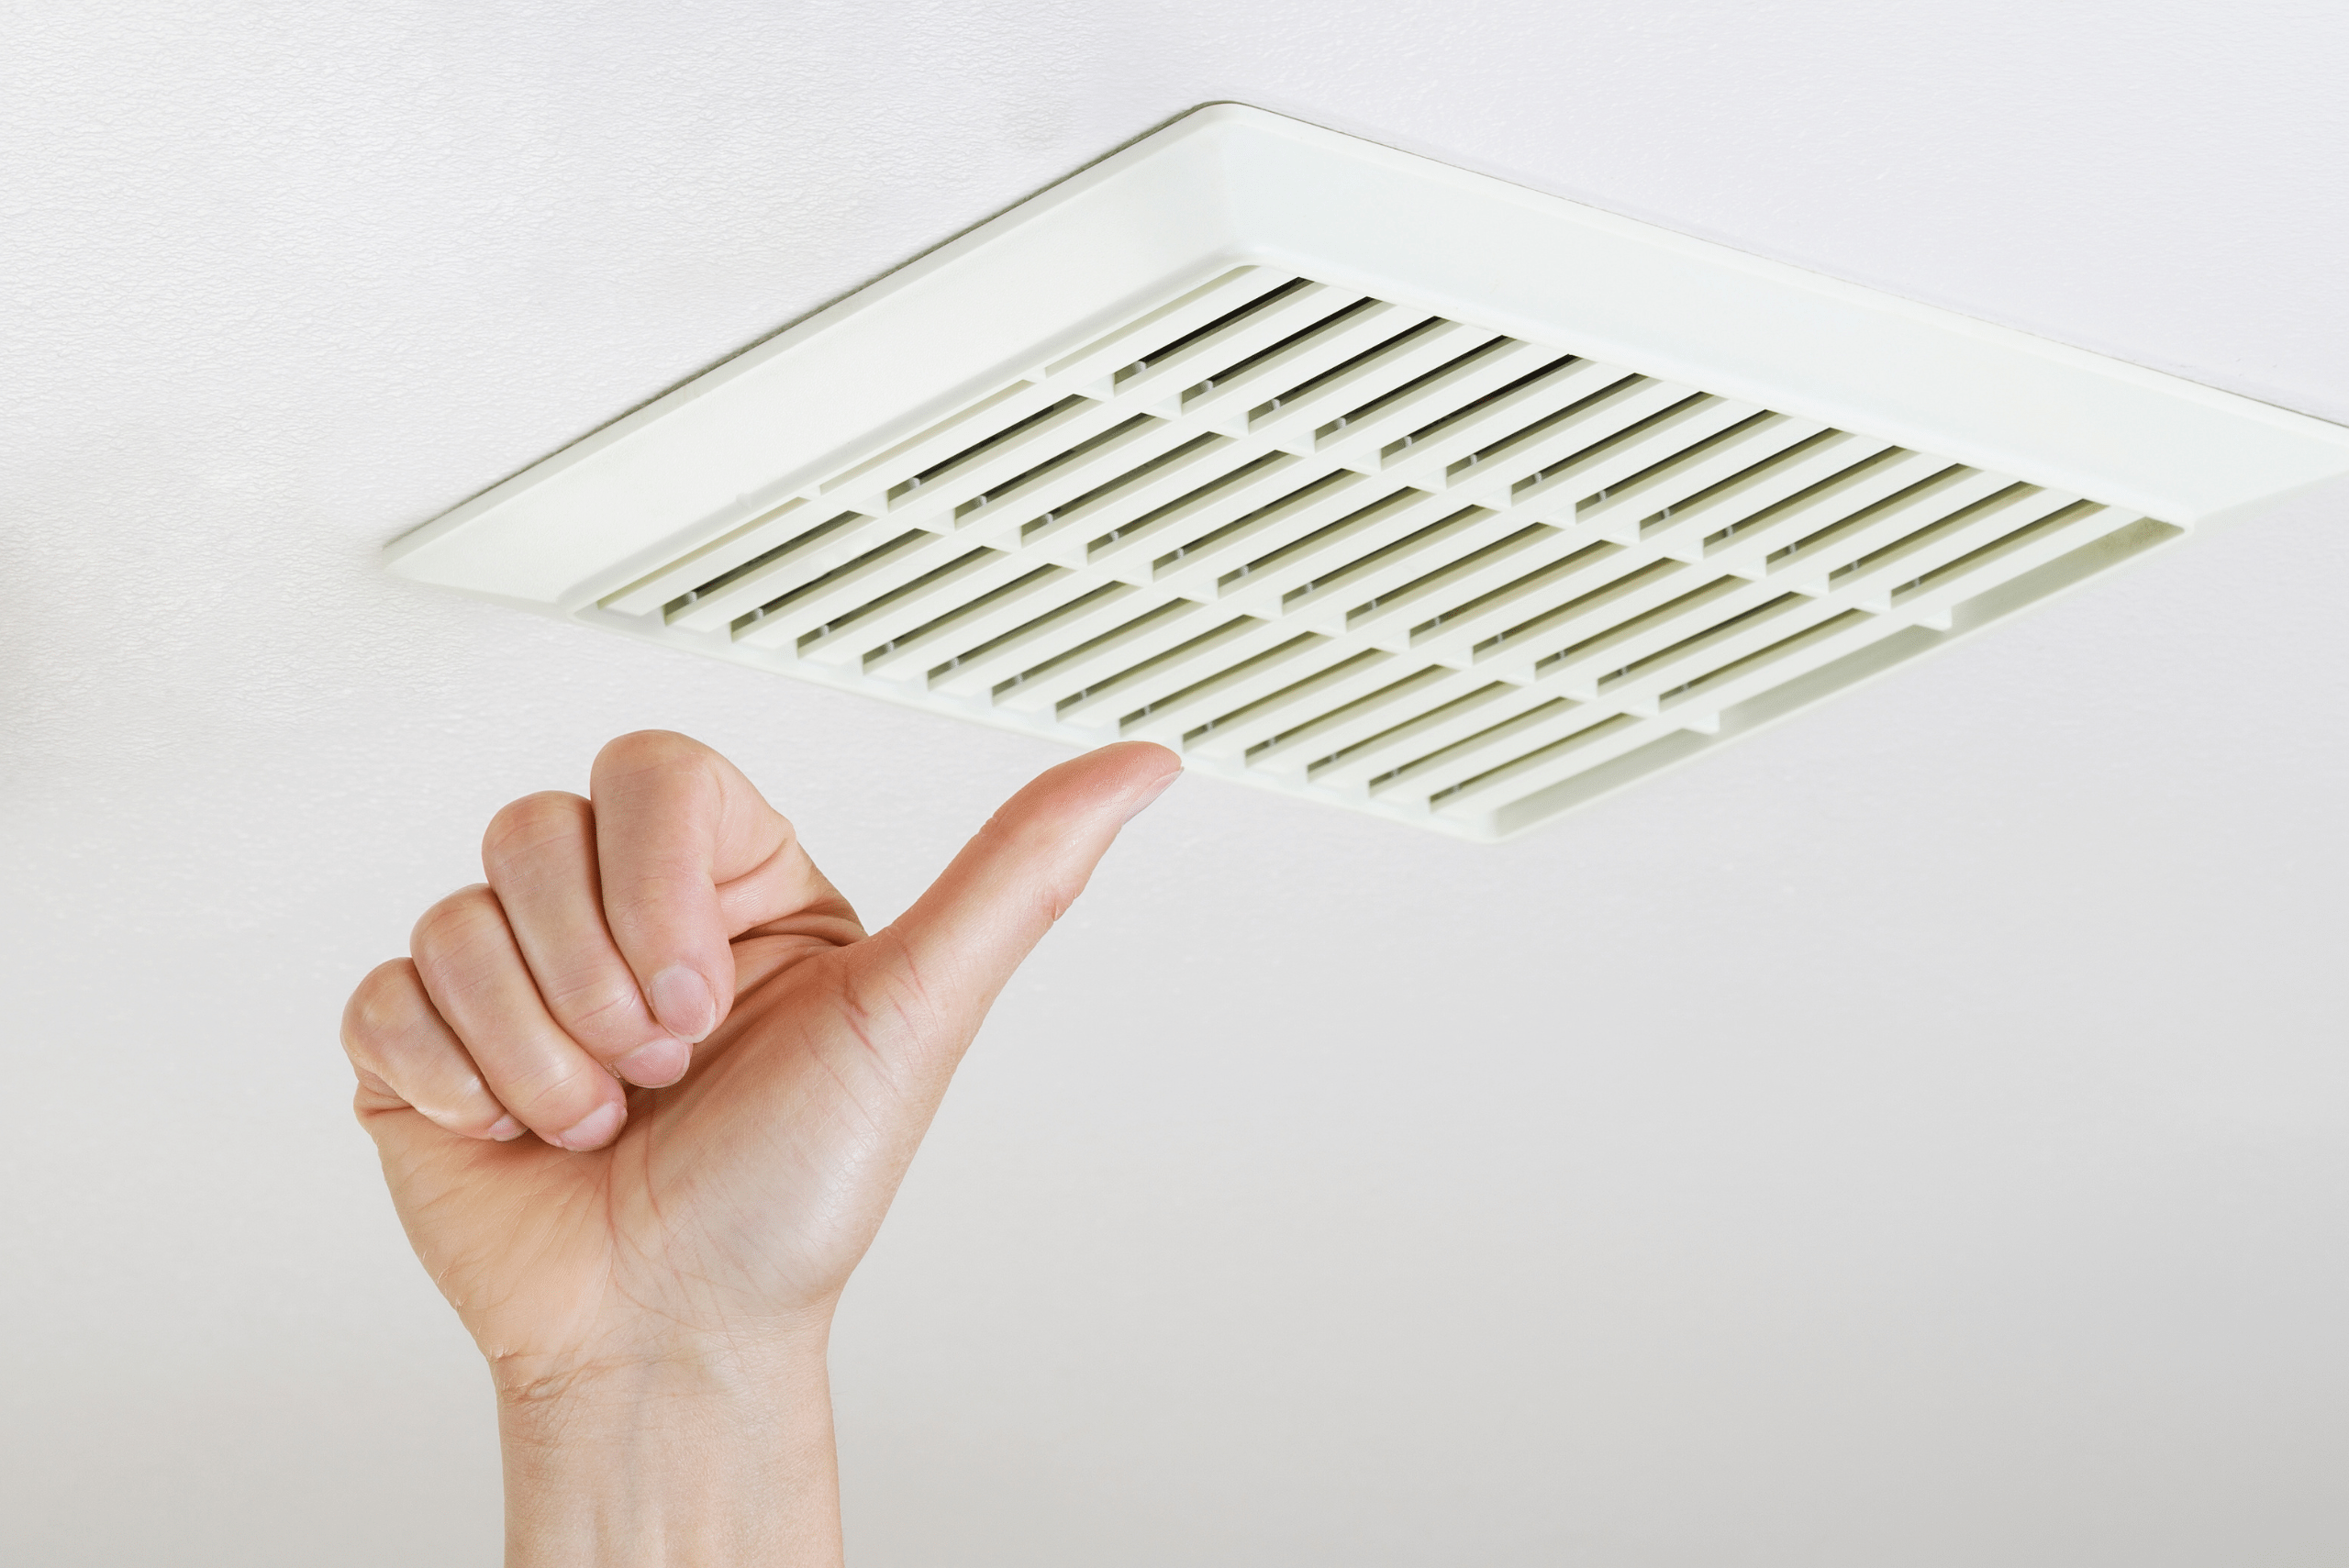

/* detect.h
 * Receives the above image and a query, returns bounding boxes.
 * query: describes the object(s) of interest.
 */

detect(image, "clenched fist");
[340,731,1178,1566]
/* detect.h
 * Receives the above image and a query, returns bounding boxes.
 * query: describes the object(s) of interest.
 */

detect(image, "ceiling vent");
[385,106,2349,840]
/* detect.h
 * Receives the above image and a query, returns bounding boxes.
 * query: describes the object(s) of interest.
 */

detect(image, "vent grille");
[593,265,2175,838]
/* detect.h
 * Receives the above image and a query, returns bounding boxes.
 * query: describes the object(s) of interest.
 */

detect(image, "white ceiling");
[6,4,2346,1562]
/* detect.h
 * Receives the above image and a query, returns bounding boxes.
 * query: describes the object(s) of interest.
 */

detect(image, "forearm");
[496,1341,841,1567]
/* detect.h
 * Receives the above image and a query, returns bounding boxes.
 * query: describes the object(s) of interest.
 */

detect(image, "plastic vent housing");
[385,106,2349,840]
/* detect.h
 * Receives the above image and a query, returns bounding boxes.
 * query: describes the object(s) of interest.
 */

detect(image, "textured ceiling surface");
[5,4,2346,1563]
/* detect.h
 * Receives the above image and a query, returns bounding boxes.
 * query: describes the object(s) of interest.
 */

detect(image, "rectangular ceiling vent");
[385,106,2349,841]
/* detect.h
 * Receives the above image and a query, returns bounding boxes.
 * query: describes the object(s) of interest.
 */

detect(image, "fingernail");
[552,1101,625,1151]
[1120,769,1182,824]
[486,1115,525,1141]
[613,1037,690,1088]
[650,965,718,1043]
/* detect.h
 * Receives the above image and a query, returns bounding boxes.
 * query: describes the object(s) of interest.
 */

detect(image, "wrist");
[495,1329,841,1567]
[491,1319,831,1411]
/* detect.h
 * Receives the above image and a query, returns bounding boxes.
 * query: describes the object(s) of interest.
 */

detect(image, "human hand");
[340,731,1178,1564]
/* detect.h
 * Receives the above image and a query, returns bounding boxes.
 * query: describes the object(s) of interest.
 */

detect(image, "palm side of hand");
[343,732,1176,1386]
[370,939,901,1376]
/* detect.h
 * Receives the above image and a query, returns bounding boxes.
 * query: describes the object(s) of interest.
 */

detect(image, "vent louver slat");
[591,264,2171,839]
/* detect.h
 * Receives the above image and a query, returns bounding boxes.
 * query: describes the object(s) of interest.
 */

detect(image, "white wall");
[5,3,2345,1562]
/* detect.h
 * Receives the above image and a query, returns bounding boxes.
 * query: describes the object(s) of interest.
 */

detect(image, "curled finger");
[341,958,523,1142]
[409,885,630,1151]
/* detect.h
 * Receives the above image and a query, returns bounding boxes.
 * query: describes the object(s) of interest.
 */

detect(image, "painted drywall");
[4,3,2344,1563]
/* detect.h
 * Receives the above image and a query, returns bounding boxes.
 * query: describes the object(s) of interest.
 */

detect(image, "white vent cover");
[386,106,2349,840]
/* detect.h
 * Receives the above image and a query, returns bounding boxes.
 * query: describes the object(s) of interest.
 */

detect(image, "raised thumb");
[876,741,1179,1045]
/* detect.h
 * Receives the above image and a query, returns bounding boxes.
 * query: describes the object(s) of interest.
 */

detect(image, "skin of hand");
[340,730,1180,1565]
